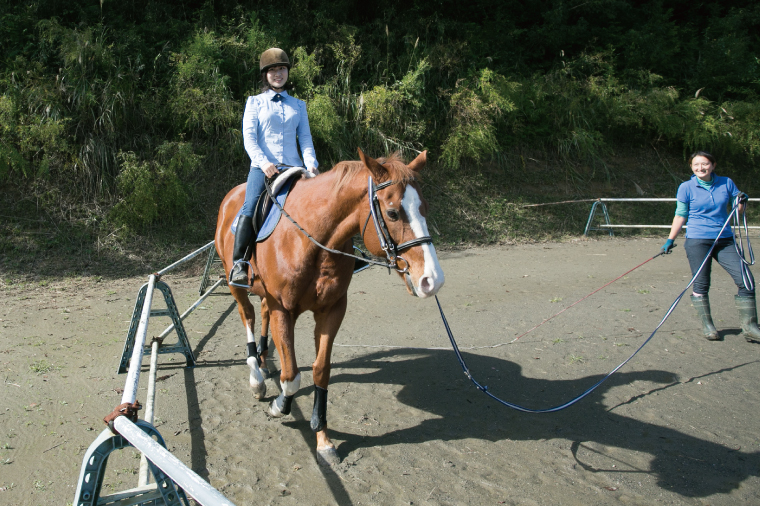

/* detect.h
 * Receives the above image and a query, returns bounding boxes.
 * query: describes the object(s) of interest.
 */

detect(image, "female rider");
[230,48,319,287]
[662,151,760,342]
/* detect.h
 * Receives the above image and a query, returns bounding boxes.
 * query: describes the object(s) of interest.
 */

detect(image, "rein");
[263,168,433,276]
[435,196,754,413]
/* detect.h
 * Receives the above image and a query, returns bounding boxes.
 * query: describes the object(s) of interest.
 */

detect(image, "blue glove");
[661,239,674,254]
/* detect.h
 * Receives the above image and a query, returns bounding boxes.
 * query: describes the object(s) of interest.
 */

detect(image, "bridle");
[362,177,433,276]
[264,170,434,284]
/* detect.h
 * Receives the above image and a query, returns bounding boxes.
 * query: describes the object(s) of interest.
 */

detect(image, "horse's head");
[358,148,445,298]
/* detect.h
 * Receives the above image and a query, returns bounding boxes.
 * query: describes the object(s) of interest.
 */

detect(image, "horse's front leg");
[311,294,347,465]
[267,304,301,417]
[258,296,271,378]
[232,286,266,399]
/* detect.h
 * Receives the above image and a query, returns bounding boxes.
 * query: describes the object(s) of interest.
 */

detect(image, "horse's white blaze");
[401,186,445,297]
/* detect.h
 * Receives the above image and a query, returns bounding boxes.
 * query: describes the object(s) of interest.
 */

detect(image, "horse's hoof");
[317,447,340,466]
[269,398,284,417]
[248,357,266,398]
[250,380,266,399]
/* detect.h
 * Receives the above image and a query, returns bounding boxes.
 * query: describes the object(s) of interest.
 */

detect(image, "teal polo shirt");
[676,174,740,239]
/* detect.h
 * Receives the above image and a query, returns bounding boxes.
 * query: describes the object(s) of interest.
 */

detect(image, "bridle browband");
[264,168,434,277]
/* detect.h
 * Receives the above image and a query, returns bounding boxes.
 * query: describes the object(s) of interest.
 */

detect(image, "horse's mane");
[329,152,418,196]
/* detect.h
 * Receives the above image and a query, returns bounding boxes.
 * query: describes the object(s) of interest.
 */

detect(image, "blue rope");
[435,199,751,413]
[732,197,755,292]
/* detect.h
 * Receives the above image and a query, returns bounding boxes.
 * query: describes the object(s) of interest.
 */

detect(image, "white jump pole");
[137,338,161,486]
[137,276,225,486]
[114,417,234,506]
[121,274,157,405]
[157,240,215,277]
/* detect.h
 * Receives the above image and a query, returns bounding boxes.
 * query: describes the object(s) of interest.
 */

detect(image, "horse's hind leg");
[232,287,266,399]
[311,294,348,465]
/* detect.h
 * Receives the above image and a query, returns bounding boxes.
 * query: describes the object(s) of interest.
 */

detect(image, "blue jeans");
[684,237,754,297]
[240,166,266,218]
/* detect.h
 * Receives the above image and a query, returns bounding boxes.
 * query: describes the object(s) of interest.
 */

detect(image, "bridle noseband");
[363,176,433,275]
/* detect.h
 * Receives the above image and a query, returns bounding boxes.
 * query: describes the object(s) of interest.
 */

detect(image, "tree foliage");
[0,0,759,231]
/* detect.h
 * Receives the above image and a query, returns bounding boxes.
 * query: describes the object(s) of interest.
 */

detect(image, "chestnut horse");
[214,149,445,463]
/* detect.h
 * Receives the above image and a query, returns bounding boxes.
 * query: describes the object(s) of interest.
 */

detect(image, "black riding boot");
[230,215,254,286]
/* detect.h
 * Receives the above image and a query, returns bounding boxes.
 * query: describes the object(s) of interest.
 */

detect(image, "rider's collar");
[265,89,290,100]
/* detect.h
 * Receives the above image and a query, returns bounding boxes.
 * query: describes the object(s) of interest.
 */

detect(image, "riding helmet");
[260,48,291,72]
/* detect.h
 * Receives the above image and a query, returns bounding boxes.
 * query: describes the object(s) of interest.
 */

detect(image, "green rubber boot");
[734,295,760,343]
[691,295,719,341]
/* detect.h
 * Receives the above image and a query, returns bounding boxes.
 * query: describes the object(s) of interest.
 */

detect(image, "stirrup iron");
[229,259,252,288]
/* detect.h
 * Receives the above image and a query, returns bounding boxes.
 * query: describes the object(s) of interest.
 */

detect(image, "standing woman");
[662,151,759,341]
[230,48,319,287]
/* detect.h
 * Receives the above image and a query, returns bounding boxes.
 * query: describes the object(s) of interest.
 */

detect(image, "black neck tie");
[273,93,283,102]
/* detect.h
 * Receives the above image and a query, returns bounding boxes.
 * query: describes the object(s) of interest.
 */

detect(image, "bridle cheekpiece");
[365,176,433,275]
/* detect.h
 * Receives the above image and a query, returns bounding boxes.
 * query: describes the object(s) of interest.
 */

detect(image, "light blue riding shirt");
[242,89,319,170]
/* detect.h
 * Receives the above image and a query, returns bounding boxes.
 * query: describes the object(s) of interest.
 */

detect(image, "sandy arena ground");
[2,237,760,505]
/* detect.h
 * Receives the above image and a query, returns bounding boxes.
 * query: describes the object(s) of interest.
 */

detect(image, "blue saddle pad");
[230,176,296,242]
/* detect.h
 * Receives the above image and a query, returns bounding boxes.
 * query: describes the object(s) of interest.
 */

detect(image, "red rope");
[509,253,662,343]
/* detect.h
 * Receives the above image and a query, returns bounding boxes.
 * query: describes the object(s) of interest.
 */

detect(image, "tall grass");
[0,0,759,247]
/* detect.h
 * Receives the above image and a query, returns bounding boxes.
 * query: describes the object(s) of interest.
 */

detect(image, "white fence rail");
[584,198,760,236]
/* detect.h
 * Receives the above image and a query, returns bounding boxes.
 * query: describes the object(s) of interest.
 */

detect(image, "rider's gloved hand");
[661,239,674,254]
[737,192,749,204]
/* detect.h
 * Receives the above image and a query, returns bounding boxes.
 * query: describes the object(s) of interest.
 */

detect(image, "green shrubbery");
[111,142,201,230]
[1,0,759,243]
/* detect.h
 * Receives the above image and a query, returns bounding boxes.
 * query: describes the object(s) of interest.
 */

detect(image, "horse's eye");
[386,209,400,221]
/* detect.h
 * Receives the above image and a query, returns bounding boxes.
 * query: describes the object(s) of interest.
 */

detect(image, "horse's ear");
[407,150,427,173]
[357,148,386,180]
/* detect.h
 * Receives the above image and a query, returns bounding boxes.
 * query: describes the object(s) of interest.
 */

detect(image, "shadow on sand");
[324,348,760,499]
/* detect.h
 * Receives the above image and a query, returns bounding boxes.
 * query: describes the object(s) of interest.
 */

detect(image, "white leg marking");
[281,372,301,396]
[401,187,445,297]
[269,372,301,417]
[246,326,265,398]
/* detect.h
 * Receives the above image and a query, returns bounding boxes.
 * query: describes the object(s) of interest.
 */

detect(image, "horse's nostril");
[419,276,434,294]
